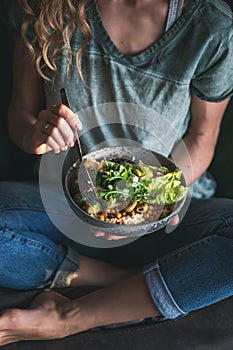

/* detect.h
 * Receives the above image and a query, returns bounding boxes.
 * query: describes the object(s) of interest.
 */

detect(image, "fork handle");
[60,88,83,160]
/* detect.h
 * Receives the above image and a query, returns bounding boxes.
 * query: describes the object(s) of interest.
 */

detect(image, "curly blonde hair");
[19,0,93,81]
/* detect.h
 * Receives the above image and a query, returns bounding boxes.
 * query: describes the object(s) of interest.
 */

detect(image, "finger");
[40,118,75,148]
[50,104,82,131]
[90,227,128,240]
[105,234,128,240]
[46,136,62,154]
[93,231,128,240]
[55,117,76,147]
[37,109,62,128]
[92,230,106,237]
[37,108,74,145]
[168,215,179,226]
[48,125,70,151]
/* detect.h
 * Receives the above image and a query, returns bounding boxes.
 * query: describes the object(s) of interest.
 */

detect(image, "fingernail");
[68,141,74,147]
[74,119,83,130]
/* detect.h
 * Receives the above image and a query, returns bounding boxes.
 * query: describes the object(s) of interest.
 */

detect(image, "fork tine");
[77,162,99,202]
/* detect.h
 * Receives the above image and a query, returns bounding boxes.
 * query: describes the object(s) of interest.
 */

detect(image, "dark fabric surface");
[1,286,233,350]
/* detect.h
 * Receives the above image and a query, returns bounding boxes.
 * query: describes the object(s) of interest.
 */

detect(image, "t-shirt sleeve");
[191,32,233,102]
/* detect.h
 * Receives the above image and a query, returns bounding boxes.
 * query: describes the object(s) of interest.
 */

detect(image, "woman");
[0,0,233,345]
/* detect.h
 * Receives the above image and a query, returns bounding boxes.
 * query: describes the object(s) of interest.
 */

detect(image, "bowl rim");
[63,146,187,231]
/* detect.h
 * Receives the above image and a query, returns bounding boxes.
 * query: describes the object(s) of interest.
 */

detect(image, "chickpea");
[116,212,122,219]
[99,214,105,221]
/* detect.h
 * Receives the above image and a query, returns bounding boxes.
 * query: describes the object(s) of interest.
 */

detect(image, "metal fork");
[60,88,99,201]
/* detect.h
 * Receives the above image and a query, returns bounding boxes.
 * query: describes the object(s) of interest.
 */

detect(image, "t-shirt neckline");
[92,0,201,64]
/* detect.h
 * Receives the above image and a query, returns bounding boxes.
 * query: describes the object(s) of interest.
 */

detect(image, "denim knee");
[0,226,79,290]
[143,232,233,319]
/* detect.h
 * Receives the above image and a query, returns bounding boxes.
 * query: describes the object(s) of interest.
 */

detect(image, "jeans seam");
[0,207,45,213]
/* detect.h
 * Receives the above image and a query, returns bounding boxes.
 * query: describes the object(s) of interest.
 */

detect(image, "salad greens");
[94,159,187,205]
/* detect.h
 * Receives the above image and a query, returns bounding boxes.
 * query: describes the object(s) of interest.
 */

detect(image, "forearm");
[172,94,230,186]
[63,272,159,334]
[8,37,48,154]
[170,131,217,186]
[8,104,38,153]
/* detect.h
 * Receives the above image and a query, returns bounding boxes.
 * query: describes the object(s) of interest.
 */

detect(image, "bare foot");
[0,290,71,346]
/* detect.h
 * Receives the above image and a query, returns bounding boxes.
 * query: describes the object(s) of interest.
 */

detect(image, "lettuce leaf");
[146,169,187,204]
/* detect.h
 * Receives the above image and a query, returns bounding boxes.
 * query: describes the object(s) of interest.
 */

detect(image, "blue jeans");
[0,181,233,319]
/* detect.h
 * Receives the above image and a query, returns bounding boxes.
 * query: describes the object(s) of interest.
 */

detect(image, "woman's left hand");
[0,290,73,346]
[89,214,180,240]
[168,214,180,226]
[90,226,128,240]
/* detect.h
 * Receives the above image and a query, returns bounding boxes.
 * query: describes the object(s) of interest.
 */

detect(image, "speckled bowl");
[63,146,187,237]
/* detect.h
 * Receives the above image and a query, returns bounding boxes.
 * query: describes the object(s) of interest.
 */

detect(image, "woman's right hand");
[32,104,82,154]
[8,38,82,155]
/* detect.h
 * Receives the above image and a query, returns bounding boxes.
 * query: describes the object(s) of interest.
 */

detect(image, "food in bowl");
[67,155,187,226]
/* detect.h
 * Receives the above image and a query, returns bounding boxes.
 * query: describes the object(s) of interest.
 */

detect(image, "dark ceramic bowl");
[63,146,187,237]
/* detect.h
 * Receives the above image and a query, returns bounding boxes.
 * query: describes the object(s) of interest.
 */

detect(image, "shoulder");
[198,0,232,16]
[189,0,233,50]
[196,0,233,32]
